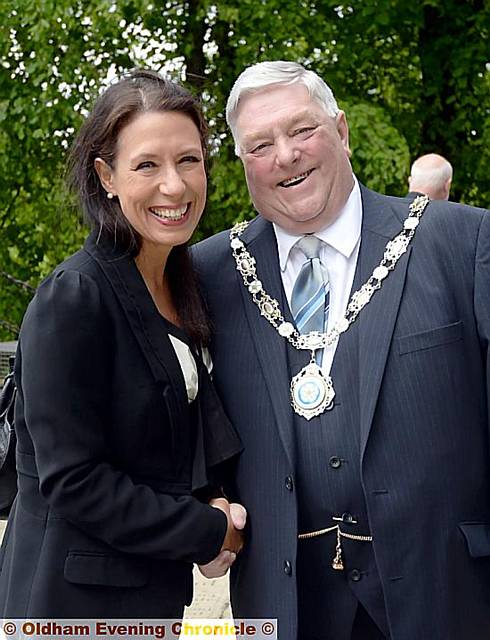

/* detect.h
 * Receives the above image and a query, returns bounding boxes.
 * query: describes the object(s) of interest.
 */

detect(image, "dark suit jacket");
[0,232,241,617]
[193,186,490,640]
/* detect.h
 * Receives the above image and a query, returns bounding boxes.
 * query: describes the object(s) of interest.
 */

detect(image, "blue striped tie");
[291,235,329,341]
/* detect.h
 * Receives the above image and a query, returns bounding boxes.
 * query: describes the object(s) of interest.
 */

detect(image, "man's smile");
[278,169,314,188]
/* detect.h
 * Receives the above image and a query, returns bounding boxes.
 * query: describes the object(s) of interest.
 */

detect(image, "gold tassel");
[331,527,344,570]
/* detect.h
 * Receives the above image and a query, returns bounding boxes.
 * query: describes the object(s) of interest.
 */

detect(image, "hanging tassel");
[331,527,344,570]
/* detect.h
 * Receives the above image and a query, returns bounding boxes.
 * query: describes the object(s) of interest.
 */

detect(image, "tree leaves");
[0,0,488,337]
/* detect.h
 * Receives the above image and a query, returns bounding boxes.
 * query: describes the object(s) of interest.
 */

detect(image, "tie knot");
[296,235,323,261]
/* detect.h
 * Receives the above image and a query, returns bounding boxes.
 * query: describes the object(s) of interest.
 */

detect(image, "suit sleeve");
[474,211,490,432]
[19,269,227,564]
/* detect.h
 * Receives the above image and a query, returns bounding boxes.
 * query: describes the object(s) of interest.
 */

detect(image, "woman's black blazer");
[0,232,241,617]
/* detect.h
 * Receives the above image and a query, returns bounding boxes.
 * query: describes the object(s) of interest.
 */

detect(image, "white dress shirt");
[273,178,362,374]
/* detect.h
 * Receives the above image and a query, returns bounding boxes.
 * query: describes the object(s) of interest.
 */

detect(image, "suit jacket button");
[285,476,293,491]
[349,569,361,582]
[342,512,355,524]
[329,456,342,469]
[284,560,292,576]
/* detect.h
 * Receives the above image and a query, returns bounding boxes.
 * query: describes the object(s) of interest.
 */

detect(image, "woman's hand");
[198,499,247,578]
[214,498,246,553]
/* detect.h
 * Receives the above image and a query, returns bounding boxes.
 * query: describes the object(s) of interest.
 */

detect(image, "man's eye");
[251,143,271,154]
[136,161,156,170]
[294,127,315,136]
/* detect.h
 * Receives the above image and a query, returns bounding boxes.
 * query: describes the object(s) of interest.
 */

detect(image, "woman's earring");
[107,192,114,199]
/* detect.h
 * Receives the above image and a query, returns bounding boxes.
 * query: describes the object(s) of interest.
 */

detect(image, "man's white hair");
[226,61,339,156]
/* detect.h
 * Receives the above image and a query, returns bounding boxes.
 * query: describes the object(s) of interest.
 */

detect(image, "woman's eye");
[179,155,201,164]
[135,161,156,170]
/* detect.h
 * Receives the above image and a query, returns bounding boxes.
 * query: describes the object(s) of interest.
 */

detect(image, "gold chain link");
[298,525,337,540]
[298,523,373,571]
[340,530,373,542]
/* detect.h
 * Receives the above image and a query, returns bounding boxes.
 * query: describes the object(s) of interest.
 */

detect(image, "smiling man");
[233,82,353,234]
[193,61,490,640]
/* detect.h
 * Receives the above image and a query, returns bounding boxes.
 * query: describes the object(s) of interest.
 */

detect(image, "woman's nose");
[158,168,186,197]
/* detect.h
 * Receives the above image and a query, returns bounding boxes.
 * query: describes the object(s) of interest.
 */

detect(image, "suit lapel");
[238,218,296,467]
[83,234,189,422]
[357,187,412,456]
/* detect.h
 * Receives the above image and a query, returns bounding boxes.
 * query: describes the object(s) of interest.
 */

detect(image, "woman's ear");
[94,157,115,196]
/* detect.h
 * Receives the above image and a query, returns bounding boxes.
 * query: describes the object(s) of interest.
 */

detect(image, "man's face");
[234,84,354,234]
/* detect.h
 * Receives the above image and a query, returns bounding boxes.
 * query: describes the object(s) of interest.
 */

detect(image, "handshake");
[199,498,247,579]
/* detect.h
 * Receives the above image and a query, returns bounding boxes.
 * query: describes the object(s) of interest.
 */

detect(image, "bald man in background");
[408,153,453,200]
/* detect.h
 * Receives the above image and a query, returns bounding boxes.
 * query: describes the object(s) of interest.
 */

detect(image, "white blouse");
[168,334,212,403]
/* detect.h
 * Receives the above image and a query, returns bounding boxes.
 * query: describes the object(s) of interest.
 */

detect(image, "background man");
[407,152,453,200]
[193,61,490,640]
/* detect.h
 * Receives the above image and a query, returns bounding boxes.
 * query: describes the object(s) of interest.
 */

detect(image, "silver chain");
[230,195,430,352]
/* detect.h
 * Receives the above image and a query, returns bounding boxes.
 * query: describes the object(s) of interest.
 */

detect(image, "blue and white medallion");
[291,362,335,420]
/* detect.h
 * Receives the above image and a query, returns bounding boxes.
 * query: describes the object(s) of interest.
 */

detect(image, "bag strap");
[1,354,16,428]
[0,372,16,426]
[0,363,17,470]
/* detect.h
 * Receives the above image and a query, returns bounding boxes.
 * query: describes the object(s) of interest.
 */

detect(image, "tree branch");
[0,271,35,293]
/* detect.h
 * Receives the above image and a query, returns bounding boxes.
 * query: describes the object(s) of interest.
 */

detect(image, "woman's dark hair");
[67,68,211,346]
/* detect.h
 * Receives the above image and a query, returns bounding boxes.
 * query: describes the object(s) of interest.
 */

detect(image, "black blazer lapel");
[238,218,296,467]
[83,234,189,423]
[357,187,412,456]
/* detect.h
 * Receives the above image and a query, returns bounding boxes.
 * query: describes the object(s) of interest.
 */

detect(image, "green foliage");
[201,149,251,240]
[0,0,488,337]
[345,102,411,195]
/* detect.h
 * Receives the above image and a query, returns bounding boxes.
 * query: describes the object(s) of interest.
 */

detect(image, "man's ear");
[336,111,352,159]
[444,177,452,200]
[94,157,114,195]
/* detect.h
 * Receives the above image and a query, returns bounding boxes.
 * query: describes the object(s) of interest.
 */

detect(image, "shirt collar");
[273,177,362,272]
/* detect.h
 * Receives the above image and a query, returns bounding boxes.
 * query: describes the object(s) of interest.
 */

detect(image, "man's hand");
[210,498,247,553]
[229,502,247,530]
[198,500,247,578]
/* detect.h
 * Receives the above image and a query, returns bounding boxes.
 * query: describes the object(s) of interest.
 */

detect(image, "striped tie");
[291,235,329,339]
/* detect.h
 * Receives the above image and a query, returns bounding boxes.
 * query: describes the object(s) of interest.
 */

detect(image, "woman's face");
[96,110,207,255]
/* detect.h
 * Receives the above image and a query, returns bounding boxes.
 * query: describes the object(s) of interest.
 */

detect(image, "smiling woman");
[94,108,208,323]
[0,69,245,617]
[95,111,207,265]
[69,69,211,341]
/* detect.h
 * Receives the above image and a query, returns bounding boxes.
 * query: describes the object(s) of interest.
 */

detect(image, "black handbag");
[0,357,17,512]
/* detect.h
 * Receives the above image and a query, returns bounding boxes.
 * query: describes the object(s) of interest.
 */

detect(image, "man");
[193,61,490,640]
[407,153,453,200]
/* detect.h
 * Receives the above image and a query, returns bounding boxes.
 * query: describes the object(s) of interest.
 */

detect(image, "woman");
[0,69,243,616]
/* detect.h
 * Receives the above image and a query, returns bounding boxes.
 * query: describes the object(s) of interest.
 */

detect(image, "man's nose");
[275,138,299,167]
[158,168,186,197]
